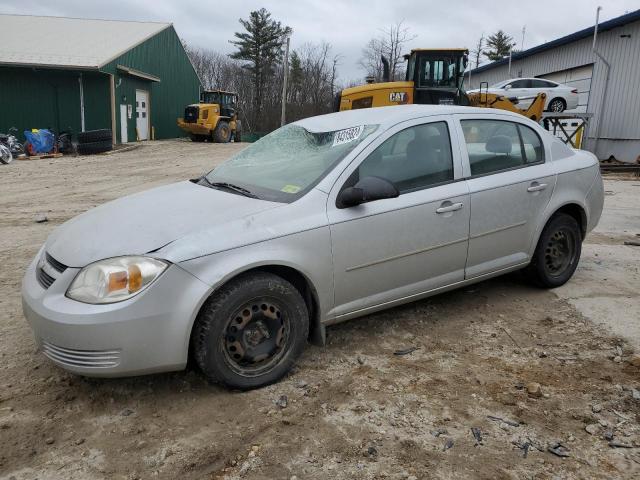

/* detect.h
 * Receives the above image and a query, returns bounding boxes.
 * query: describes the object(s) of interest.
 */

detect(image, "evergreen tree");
[483,30,514,61]
[288,50,303,103]
[230,8,291,130]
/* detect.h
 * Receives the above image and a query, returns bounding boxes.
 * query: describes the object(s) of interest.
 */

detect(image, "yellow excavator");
[336,49,546,121]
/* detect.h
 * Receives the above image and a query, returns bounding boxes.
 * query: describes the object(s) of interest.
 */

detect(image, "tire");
[77,139,113,155]
[524,213,582,288]
[547,98,566,113]
[190,134,207,142]
[213,121,231,143]
[77,129,112,144]
[192,272,309,390]
[234,121,242,142]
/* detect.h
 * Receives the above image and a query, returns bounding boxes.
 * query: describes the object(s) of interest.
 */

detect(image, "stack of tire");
[77,129,113,155]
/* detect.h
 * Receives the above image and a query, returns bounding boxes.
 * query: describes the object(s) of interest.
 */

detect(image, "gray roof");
[0,14,170,69]
[471,8,640,74]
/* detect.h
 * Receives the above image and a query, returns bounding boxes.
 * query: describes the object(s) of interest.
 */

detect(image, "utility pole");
[280,35,290,127]
[521,25,526,51]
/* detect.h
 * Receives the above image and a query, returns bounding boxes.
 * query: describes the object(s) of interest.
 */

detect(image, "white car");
[468,78,579,112]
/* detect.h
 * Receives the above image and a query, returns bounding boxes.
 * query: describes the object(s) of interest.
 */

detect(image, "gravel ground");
[0,140,639,480]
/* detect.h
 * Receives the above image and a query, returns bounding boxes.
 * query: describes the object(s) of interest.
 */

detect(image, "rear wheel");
[192,272,309,390]
[547,98,566,112]
[213,121,231,143]
[524,213,581,288]
[234,120,242,142]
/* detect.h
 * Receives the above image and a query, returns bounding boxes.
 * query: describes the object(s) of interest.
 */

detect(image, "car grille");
[184,106,199,123]
[36,267,55,289]
[41,341,121,369]
[36,252,68,290]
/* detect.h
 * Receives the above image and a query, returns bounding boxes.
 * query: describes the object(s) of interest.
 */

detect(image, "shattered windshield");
[205,123,378,202]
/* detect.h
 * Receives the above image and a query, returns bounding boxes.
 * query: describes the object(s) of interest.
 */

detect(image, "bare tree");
[359,21,417,82]
[184,28,340,134]
[472,34,484,69]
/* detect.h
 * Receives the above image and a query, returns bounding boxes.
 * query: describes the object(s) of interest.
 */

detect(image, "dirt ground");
[1,140,639,480]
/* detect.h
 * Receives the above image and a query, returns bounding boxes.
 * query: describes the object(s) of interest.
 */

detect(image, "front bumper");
[21,254,211,377]
[177,118,213,135]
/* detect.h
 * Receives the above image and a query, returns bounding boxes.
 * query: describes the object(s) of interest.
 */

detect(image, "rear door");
[455,114,556,278]
[530,79,558,108]
[327,116,470,318]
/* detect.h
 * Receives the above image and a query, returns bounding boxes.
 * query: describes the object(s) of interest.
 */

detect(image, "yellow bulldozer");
[178,90,241,143]
[336,49,546,121]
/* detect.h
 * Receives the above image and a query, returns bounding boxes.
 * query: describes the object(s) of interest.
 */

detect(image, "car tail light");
[571,89,578,94]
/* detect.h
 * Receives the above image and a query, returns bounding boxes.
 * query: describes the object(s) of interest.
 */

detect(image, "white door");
[135,90,149,140]
[119,104,128,143]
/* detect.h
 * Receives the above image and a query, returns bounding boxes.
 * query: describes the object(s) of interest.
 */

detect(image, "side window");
[518,124,545,164]
[461,119,526,176]
[510,79,531,88]
[355,122,454,193]
[531,79,556,88]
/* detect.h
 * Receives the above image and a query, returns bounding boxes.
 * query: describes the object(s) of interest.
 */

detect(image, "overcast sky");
[1,0,637,82]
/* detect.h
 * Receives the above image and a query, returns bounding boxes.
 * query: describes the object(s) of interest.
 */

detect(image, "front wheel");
[524,213,581,288]
[192,272,309,390]
[213,121,231,143]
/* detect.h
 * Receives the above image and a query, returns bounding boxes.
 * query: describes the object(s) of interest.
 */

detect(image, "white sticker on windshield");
[332,125,364,147]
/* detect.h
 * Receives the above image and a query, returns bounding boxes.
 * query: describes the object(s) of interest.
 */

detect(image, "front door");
[457,115,556,278]
[327,118,470,319]
[135,90,149,140]
[119,104,128,143]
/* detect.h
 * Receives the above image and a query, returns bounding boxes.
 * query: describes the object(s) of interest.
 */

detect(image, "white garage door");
[539,64,593,113]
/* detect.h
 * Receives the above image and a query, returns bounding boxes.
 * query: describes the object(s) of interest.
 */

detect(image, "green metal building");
[0,14,201,143]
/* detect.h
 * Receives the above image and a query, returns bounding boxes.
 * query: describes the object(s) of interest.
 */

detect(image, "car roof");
[294,105,526,132]
[505,77,559,83]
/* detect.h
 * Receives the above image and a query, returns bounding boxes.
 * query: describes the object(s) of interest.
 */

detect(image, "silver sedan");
[22,105,604,389]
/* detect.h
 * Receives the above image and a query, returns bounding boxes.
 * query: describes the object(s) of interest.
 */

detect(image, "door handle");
[436,202,464,214]
[527,182,548,192]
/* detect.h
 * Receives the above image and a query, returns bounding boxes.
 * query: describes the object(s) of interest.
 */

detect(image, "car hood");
[46,181,281,267]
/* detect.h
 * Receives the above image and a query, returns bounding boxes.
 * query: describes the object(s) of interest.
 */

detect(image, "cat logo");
[389,92,408,103]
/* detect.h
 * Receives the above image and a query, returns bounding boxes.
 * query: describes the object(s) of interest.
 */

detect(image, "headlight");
[66,256,168,304]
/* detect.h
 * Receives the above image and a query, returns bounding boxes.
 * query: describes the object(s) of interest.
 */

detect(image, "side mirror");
[504,84,512,90]
[337,176,399,208]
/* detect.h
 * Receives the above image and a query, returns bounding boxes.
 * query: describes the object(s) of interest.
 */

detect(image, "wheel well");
[554,203,587,239]
[189,265,324,359]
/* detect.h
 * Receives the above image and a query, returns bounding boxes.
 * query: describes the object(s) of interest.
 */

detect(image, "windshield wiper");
[203,179,258,199]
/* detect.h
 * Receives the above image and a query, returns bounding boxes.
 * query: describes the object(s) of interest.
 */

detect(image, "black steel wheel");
[548,98,566,113]
[222,299,290,377]
[525,213,582,288]
[192,272,309,390]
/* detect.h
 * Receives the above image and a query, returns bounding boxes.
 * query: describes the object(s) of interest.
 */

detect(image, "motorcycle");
[0,127,24,165]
